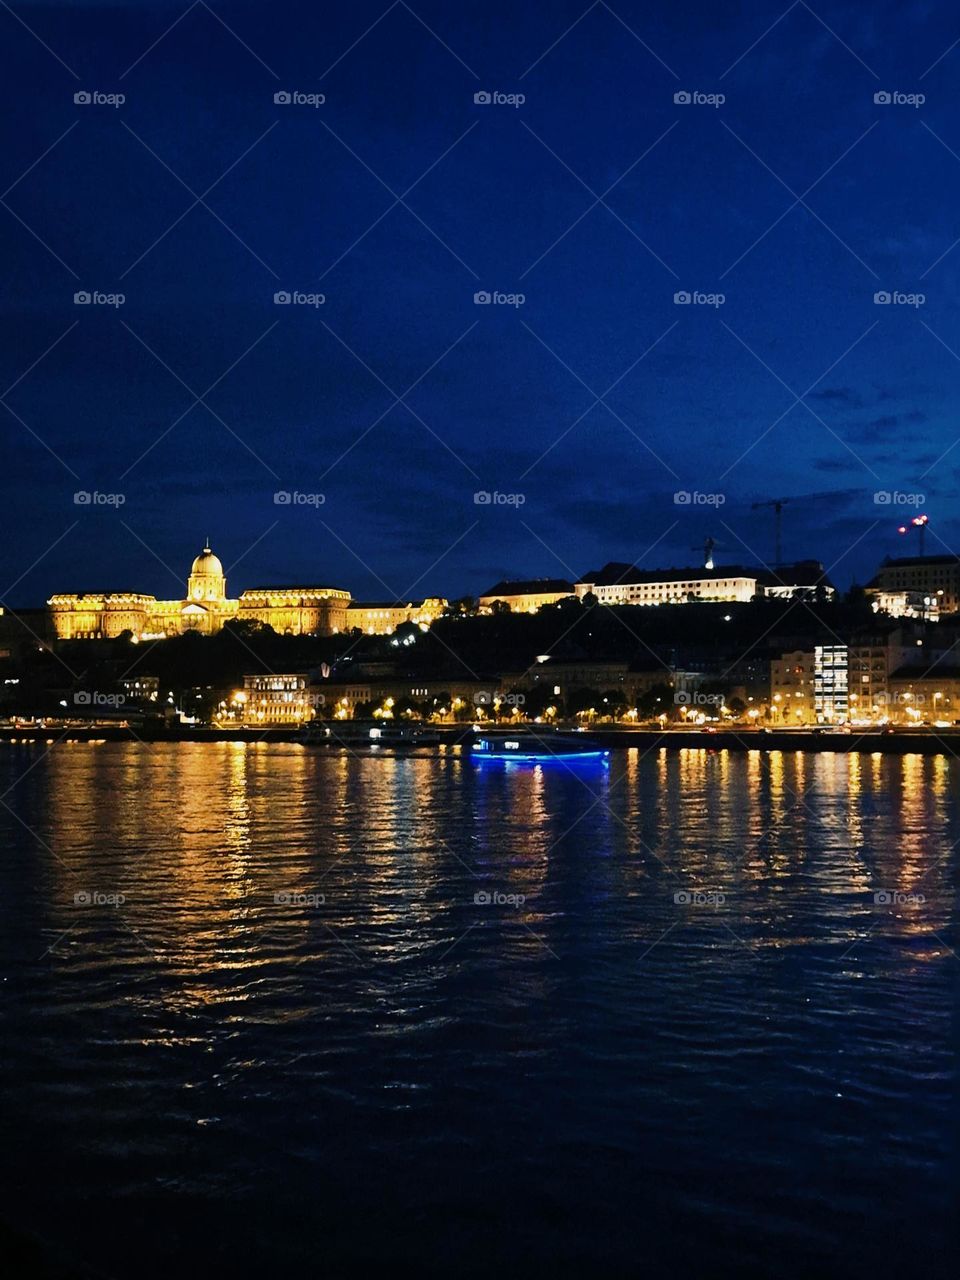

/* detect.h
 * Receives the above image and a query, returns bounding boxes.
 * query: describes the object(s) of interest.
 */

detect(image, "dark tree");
[636,683,674,719]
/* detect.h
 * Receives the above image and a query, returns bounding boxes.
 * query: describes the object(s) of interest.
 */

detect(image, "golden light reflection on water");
[19,742,957,994]
[631,747,952,953]
[224,742,251,855]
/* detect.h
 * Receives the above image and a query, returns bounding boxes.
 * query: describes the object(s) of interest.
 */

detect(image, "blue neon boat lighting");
[472,737,610,763]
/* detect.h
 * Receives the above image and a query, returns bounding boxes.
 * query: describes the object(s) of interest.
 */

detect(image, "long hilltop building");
[575,559,834,606]
[476,561,834,615]
[48,542,351,639]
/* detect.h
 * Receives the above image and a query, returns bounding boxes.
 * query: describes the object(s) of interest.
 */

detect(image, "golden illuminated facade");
[479,579,574,613]
[46,591,163,640]
[240,674,316,725]
[345,598,447,635]
[48,543,350,640]
[239,588,350,636]
[888,671,960,724]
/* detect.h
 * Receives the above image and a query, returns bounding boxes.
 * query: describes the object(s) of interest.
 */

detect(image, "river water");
[0,743,955,1277]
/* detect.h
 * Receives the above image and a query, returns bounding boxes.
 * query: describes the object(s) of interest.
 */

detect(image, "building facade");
[887,667,960,725]
[509,659,677,711]
[478,579,575,613]
[240,674,316,726]
[867,555,960,615]
[756,561,835,600]
[48,543,351,640]
[770,650,816,723]
[575,561,834,608]
[813,644,848,722]
[846,628,945,720]
[770,630,948,724]
[344,598,447,635]
[46,592,164,641]
[847,637,910,720]
[576,563,757,606]
[320,677,493,717]
[868,589,941,621]
[239,588,350,636]
[119,675,160,703]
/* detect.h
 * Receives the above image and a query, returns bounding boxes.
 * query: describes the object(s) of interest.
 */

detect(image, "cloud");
[847,409,928,441]
[808,387,861,405]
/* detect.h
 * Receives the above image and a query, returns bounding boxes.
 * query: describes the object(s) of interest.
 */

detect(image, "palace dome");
[191,544,224,578]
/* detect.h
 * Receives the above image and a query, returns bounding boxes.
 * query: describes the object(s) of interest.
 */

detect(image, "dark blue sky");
[1,0,958,605]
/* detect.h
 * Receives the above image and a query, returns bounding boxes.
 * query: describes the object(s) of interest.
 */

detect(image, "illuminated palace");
[48,542,351,640]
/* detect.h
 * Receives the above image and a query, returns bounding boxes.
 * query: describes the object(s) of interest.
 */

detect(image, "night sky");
[1,0,958,606]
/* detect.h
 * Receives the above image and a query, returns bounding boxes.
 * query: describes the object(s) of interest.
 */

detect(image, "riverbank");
[2,723,960,755]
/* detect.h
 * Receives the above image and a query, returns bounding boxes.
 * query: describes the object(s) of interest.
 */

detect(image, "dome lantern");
[187,541,226,602]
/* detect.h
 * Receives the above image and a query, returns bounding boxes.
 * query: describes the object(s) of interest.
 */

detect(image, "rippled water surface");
[0,743,955,1277]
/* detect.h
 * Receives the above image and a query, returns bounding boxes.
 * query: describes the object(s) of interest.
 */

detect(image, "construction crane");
[897,513,929,556]
[751,498,790,567]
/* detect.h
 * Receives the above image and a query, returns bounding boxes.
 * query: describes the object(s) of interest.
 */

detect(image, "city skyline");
[2,1,959,607]
[0,505,942,608]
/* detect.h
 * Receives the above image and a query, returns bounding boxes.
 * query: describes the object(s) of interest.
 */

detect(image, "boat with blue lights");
[470,729,609,763]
